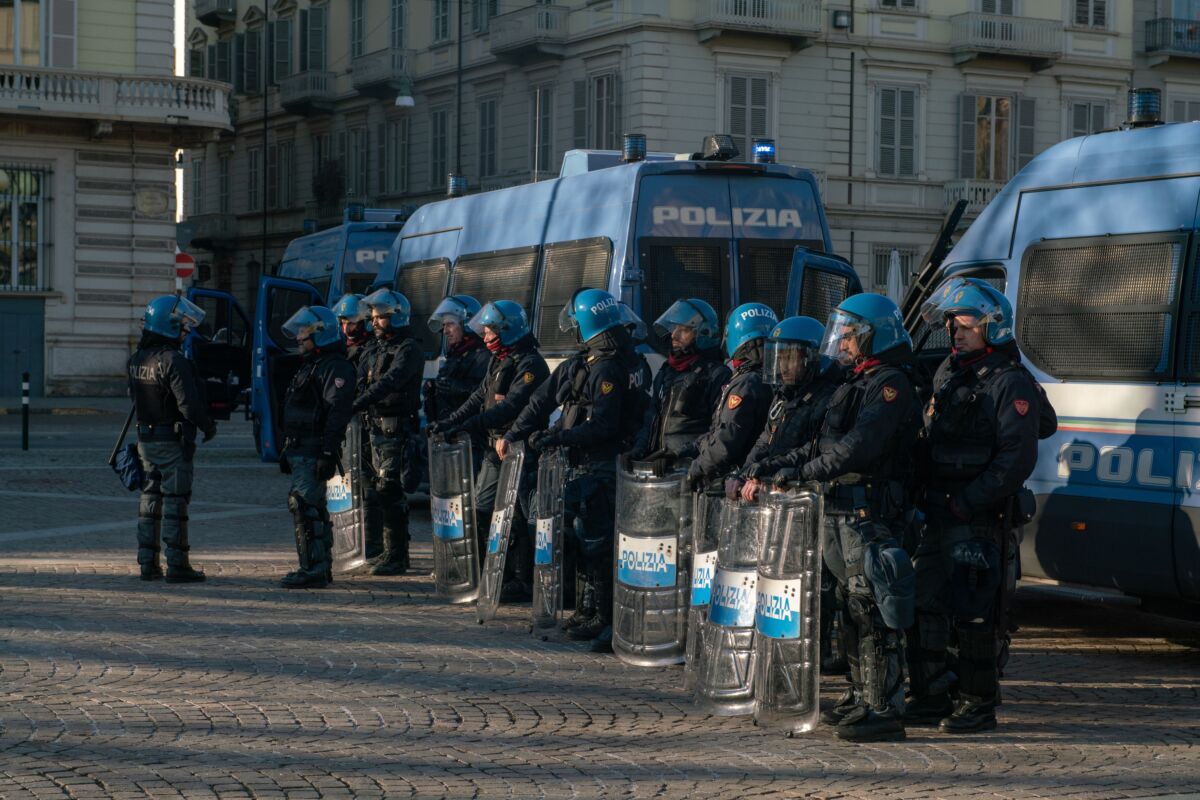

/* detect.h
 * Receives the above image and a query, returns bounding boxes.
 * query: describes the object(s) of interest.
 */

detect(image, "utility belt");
[283,433,322,450]
[137,421,193,442]
[368,414,415,436]
[824,476,904,520]
[924,487,1037,527]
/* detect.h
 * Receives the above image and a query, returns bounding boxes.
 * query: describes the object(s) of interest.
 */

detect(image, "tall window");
[247,147,262,211]
[0,0,41,66]
[1172,99,1200,122]
[431,108,449,188]
[348,127,369,197]
[300,6,326,71]
[478,98,498,178]
[188,48,205,78]
[266,145,278,209]
[0,164,48,290]
[531,85,554,176]
[1073,0,1106,28]
[386,118,410,193]
[209,39,232,83]
[1071,101,1107,137]
[574,73,620,150]
[191,158,205,216]
[269,18,292,83]
[351,0,364,58]
[872,247,917,292]
[876,86,917,177]
[472,0,498,32]
[311,132,331,180]
[433,0,450,43]
[219,155,231,214]
[727,73,768,161]
[244,28,262,94]
[391,0,405,48]
[980,0,1013,12]
[879,0,917,7]
[276,142,294,208]
[958,94,1035,181]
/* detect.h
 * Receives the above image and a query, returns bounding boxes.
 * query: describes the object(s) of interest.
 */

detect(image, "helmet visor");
[764,340,816,386]
[281,307,321,342]
[820,310,872,366]
[173,296,207,331]
[652,300,705,339]
[428,297,468,332]
[619,303,648,343]
[333,295,367,322]
[363,288,395,313]
[919,277,1003,331]
[557,302,578,334]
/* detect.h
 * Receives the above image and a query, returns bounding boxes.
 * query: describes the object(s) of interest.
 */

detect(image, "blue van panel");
[1012,177,1200,246]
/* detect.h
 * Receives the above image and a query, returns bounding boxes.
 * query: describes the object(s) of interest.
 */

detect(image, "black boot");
[282,492,326,588]
[905,692,955,726]
[141,562,164,581]
[939,697,997,733]
[372,498,409,575]
[562,576,594,632]
[835,705,906,742]
[162,495,205,583]
[820,686,863,726]
[499,580,532,603]
[165,565,206,583]
[137,493,163,581]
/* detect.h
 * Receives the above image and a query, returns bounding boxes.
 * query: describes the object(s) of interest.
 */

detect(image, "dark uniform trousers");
[137,431,195,569]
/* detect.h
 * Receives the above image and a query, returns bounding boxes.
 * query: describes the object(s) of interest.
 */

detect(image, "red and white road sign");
[175,251,196,280]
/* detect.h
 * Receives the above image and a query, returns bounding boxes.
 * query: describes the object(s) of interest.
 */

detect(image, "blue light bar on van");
[622,133,647,163]
[302,219,318,234]
[447,173,468,198]
[752,138,776,164]
[346,203,365,222]
[1127,88,1162,127]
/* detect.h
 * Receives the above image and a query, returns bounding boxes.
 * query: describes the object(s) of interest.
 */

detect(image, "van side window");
[397,258,451,357]
[452,245,540,325]
[640,240,731,336]
[1018,234,1186,381]
[739,241,823,317]
[536,238,613,353]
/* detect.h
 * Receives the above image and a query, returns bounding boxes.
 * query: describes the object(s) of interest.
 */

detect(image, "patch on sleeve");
[1013,399,1030,416]
[881,386,898,403]
[524,371,535,384]
[600,380,614,395]
[334,377,346,389]
[727,394,743,410]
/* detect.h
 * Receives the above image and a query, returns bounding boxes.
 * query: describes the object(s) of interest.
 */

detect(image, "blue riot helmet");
[427,294,482,333]
[362,287,411,329]
[764,316,825,386]
[468,299,530,346]
[723,302,778,359]
[919,276,1015,346]
[820,292,912,366]
[143,295,206,339]
[281,305,342,348]
[332,293,368,322]
[557,287,623,343]
[653,298,720,351]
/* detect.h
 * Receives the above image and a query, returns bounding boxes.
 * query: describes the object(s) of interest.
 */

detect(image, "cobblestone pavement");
[1,414,1199,799]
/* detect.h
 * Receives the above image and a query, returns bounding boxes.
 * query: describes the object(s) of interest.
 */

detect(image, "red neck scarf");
[486,337,513,360]
[952,346,994,369]
[853,357,883,376]
[449,334,479,358]
[667,352,700,372]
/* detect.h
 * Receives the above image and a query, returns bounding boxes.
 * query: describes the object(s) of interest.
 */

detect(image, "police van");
[188,206,408,460]
[383,135,862,375]
[901,94,1200,604]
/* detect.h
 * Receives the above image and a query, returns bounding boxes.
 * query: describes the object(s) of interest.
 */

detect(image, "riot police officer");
[333,293,372,366]
[424,295,490,434]
[502,288,650,651]
[907,277,1054,733]
[333,293,382,560]
[630,298,729,459]
[128,295,216,583]
[778,293,920,743]
[353,289,424,575]
[681,302,776,489]
[428,300,549,600]
[277,306,357,589]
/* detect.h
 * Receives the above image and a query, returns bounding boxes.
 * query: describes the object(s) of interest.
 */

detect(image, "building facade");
[1,0,231,396]
[182,0,1200,318]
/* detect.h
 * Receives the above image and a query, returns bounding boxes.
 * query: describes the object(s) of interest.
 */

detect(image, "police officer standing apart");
[333,293,382,560]
[128,295,217,583]
[424,295,491,437]
[277,306,357,588]
[777,294,919,742]
[630,298,729,460]
[428,300,549,600]
[907,277,1054,733]
[681,302,776,490]
[502,288,649,651]
[354,289,424,575]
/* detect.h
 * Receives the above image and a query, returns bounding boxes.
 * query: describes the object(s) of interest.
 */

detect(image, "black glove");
[316,452,338,482]
[351,398,367,414]
[202,425,217,443]
[426,420,444,436]
[278,453,292,475]
[528,429,559,453]
[686,462,706,491]
[744,458,781,480]
[436,377,455,395]
[772,467,802,488]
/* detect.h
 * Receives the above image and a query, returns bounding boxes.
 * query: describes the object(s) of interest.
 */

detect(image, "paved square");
[1,414,1198,799]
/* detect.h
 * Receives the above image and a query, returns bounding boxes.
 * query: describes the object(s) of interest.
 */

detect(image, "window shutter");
[310,6,326,71]
[958,94,976,179]
[299,10,309,72]
[1091,103,1105,134]
[1071,103,1089,137]
[1094,0,1106,27]
[729,75,748,157]
[573,80,587,148]
[1017,97,1036,170]
[981,0,995,12]
[188,49,204,78]
[899,88,915,176]
[217,40,232,84]
[749,76,768,145]
[49,0,77,69]
[607,73,622,150]
[207,44,216,80]
[878,88,896,176]
[245,30,261,94]
[234,34,245,93]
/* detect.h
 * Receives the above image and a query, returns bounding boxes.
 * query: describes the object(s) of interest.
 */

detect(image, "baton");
[108,407,135,467]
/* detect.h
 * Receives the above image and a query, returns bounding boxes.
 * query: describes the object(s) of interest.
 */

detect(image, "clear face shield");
[281,307,321,343]
[619,303,648,344]
[919,277,1003,333]
[820,310,871,366]
[764,340,815,386]
[427,298,468,333]
[172,296,207,333]
[467,305,496,339]
[652,300,704,340]
[557,302,579,335]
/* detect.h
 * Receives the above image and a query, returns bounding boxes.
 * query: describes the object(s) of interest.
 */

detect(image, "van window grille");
[397,258,450,357]
[738,244,809,318]
[1176,244,1200,380]
[1017,236,1183,380]
[640,241,730,347]
[799,269,851,324]
[451,246,540,338]
[537,238,612,353]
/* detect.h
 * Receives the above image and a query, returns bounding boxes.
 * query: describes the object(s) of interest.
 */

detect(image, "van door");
[1171,238,1200,601]
[1010,178,1199,595]
[785,248,862,321]
[184,288,251,420]
[252,277,324,461]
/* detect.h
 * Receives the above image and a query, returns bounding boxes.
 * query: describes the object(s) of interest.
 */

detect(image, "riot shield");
[428,432,480,603]
[683,491,726,690]
[531,446,568,634]
[752,487,824,733]
[694,498,773,716]
[477,442,527,623]
[612,459,690,666]
[329,415,367,573]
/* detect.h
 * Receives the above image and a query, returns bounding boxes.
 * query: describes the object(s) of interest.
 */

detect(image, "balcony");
[696,0,823,47]
[1144,18,1200,66]
[195,0,237,27]
[187,212,238,250]
[279,70,335,115]
[490,5,568,63]
[944,179,1004,216]
[0,66,231,132]
[351,48,414,98]
[950,13,1063,69]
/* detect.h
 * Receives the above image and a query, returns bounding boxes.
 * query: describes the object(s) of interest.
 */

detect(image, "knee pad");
[915,610,951,652]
